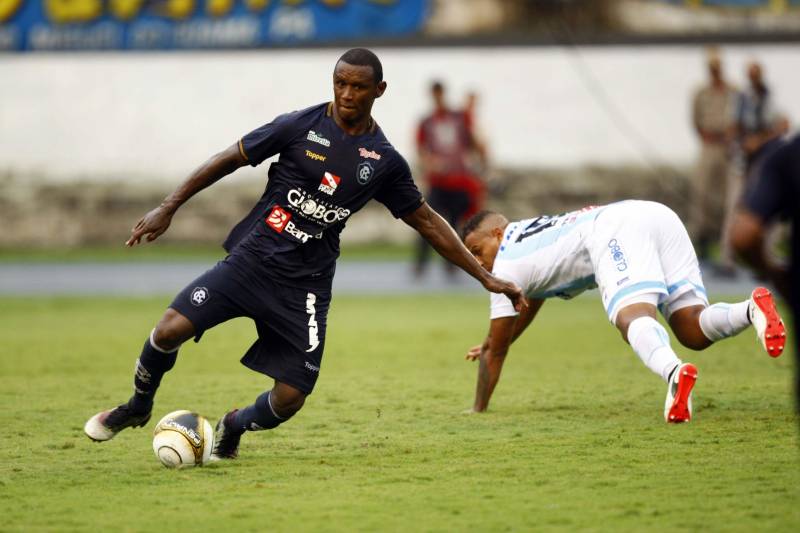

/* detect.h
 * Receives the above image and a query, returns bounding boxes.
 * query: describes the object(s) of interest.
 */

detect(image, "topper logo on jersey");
[305,150,326,162]
[306,292,320,353]
[318,172,341,196]
[266,206,291,232]
[608,239,628,271]
[358,147,381,160]
[287,188,351,224]
[307,130,330,147]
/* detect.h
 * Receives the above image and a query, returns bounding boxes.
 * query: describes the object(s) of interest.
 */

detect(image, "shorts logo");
[304,361,320,373]
[266,206,291,232]
[358,147,381,160]
[608,238,628,272]
[305,150,326,162]
[318,172,341,196]
[306,292,320,353]
[357,162,373,185]
[307,130,330,147]
[190,287,209,306]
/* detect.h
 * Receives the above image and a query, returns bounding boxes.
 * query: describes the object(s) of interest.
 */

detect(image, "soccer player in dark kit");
[84,48,525,459]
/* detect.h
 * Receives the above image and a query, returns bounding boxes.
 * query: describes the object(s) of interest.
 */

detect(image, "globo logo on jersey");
[287,188,351,224]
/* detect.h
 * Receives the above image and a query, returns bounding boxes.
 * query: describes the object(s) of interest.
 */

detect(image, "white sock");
[627,317,681,383]
[698,301,751,342]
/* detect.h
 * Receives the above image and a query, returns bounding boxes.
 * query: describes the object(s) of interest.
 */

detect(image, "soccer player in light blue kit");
[461,200,786,422]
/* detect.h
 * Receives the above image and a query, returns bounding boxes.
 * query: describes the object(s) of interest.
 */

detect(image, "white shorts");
[587,201,709,323]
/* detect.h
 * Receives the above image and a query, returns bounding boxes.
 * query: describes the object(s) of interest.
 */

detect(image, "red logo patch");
[318,172,341,196]
[266,206,291,232]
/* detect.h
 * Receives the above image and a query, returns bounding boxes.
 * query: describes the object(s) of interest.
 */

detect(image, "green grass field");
[1,295,798,532]
[0,242,415,264]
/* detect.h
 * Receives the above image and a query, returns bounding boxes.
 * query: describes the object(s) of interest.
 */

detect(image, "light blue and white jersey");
[490,205,605,319]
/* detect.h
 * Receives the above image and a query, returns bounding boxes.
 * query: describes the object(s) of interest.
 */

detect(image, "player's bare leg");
[84,308,195,441]
[212,381,307,460]
[668,305,712,350]
[670,288,786,357]
[616,302,697,423]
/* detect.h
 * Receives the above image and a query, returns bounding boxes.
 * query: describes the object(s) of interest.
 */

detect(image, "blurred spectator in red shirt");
[414,81,487,278]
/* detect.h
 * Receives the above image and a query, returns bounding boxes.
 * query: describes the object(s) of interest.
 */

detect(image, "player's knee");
[669,306,712,351]
[153,309,194,351]
[674,331,712,351]
[270,386,306,418]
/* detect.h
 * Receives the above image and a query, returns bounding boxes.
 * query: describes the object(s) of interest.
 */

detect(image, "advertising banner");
[0,0,428,51]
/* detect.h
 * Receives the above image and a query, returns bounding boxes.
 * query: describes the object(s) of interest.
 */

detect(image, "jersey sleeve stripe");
[238,138,250,162]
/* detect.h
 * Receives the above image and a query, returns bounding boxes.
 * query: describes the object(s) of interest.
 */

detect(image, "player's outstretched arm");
[402,202,527,310]
[126,143,247,247]
[465,299,545,361]
[472,316,516,412]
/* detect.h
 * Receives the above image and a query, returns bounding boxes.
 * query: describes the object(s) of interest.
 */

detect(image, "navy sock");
[128,330,178,413]
[233,391,288,432]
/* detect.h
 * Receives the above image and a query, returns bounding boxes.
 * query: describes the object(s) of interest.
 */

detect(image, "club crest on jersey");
[358,147,381,161]
[266,205,291,233]
[357,162,374,185]
[318,172,341,196]
[307,130,330,147]
[190,287,209,307]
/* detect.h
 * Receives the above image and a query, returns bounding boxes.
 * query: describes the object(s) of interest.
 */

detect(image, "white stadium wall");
[1,43,799,183]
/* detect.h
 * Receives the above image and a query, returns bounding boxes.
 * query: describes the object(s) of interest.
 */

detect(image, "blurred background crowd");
[1,0,798,278]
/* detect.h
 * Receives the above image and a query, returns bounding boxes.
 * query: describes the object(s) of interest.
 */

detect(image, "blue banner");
[0,0,429,51]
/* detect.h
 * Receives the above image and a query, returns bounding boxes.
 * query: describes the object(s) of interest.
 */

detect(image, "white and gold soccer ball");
[152,410,213,468]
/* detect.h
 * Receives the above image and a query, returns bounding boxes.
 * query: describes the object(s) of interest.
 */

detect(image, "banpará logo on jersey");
[307,130,330,147]
[358,147,381,161]
[305,150,326,162]
[318,172,341,196]
[287,188,351,224]
[266,205,291,232]
[190,287,209,307]
[285,220,317,243]
[265,204,321,243]
[357,162,374,185]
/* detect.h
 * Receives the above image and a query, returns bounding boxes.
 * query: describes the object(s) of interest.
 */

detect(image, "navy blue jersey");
[223,102,423,282]
[744,134,800,316]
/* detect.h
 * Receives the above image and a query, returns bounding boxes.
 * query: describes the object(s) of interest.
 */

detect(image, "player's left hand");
[465,344,482,361]
[483,275,528,312]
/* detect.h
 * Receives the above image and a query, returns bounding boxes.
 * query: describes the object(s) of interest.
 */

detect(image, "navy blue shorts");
[170,254,331,395]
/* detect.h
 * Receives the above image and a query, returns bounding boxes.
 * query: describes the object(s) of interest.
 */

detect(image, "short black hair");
[461,210,498,242]
[337,48,383,84]
[431,80,444,92]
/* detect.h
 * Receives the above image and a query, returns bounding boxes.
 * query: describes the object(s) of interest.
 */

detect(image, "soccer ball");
[152,410,214,468]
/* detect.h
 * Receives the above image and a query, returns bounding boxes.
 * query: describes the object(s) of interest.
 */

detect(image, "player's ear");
[491,226,504,240]
[375,80,387,98]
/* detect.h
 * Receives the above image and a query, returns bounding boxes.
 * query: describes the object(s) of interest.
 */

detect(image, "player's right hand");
[126,206,173,247]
